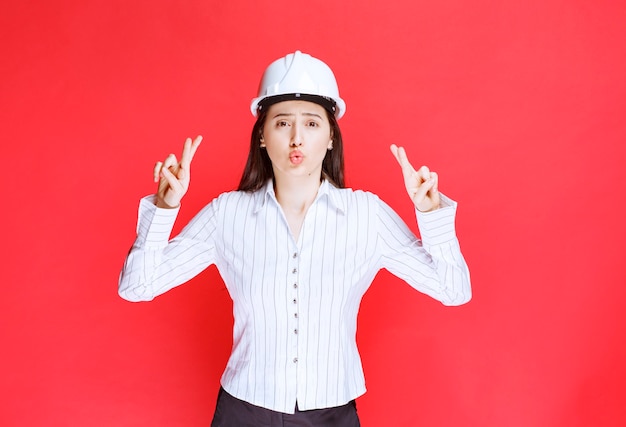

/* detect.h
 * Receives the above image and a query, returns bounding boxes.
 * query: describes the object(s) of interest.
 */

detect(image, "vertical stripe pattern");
[119,180,471,414]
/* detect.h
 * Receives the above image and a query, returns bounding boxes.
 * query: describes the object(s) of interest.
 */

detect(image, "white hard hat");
[250,50,346,119]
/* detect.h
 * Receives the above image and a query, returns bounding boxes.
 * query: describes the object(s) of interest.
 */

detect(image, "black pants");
[210,387,361,427]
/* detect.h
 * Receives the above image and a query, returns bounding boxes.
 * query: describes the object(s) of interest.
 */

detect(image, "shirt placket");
[288,246,300,368]
[285,241,301,412]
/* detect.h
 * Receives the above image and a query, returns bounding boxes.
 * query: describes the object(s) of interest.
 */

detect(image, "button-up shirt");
[119,179,471,414]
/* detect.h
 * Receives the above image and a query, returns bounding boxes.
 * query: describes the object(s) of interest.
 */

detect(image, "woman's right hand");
[154,135,203,208]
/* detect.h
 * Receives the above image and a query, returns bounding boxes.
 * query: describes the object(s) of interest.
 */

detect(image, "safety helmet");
[250,50,346,119]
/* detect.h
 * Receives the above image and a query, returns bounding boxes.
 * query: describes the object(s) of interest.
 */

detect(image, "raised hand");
[154,135,203,208]
[390,144,440,212]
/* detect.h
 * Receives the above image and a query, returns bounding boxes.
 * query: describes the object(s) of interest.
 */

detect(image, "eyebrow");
[271,112,323,119]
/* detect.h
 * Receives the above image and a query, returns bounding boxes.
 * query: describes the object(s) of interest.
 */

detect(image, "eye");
[276,120,289,127]
[307,121,319,128]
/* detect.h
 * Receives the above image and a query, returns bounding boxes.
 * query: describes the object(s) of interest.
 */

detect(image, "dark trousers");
[210,387,361,427]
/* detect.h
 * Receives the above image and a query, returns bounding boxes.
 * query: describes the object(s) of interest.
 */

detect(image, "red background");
[2,1,625,426]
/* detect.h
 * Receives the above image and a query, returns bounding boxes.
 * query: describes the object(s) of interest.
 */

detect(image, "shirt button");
[294,313,298,318]
[293,298,297,304]
[293,357,298,363]
[292,252,298,259]
[294,329,298,334]
[292,268,297,274]
[293,283,298,289]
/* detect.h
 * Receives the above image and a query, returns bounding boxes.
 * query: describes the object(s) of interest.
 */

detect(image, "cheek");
[264,143,285,165]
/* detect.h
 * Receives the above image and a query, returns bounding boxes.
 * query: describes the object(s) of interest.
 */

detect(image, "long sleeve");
[118,195,218,302]
[375,194,471,306]
[117,183,471,413]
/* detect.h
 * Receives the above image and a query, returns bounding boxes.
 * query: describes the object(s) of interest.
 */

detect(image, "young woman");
[119,51,471,426]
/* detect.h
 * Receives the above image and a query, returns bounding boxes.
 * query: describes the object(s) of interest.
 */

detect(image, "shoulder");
[209,189,260,210]
[327,185,383,211]
[189,190,260,229]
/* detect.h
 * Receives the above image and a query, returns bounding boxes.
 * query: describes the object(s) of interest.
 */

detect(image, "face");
[261,100,333,182]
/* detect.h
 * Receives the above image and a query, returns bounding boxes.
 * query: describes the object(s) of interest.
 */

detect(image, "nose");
[290,124,303,147]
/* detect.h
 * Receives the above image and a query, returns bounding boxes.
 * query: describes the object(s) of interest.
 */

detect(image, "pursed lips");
[289,150,304,165]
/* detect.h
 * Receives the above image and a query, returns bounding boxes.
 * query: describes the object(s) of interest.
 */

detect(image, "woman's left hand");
[390,144,441,212]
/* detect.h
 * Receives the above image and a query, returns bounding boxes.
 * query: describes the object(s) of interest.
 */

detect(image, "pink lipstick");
[289,150,303,165]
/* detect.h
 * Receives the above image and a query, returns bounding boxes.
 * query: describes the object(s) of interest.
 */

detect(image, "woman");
[119,51,471,426]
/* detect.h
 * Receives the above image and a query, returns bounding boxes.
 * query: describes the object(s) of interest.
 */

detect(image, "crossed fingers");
[154,136,203,183]
[153,136,202,208]
[390,144,440,212]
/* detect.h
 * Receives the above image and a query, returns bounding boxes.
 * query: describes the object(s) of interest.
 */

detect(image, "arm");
[118,136,214,301]
[118,197,218,301]
[379,144,471,305]
[376,195,471,306]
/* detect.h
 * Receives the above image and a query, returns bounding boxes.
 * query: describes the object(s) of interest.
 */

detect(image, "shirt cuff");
[134,195,180,248]
[415,193,458,246]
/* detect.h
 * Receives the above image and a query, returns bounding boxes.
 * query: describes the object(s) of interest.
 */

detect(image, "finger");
[190,135,203,156]
[416,165,431,182]
[181,135,203,170]
[430,171,439,193]
[389,144,406,167]
[162,153,179,174]
[179,138,192,169]
[154,161,163,182]
[159,166,183,192]
[389,144,400,164]
[391,145,416,174]
[414,177,436,204]
[396,146,410,168]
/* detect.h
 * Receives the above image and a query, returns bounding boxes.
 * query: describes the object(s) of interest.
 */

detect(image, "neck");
[273,174,323,213]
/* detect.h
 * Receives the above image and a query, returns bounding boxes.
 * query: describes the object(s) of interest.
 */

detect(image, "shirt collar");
[253,179,346,214]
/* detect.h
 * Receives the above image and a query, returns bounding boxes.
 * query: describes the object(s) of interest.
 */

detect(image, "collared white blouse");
[119,179,471,414]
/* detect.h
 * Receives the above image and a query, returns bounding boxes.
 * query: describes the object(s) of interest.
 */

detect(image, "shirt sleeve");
[375,193,471,306]
[118,195,219,302]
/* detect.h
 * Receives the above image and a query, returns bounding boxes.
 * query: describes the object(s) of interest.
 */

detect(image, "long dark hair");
[237,108,345,192]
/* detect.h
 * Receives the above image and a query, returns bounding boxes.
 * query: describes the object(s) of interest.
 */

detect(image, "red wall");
[2,1,625,426]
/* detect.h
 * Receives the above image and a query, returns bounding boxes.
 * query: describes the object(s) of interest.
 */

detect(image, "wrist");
[417,205,439,213]
[156,198,179,209]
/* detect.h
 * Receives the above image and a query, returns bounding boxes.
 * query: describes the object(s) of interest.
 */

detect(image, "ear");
[328,139,333,150]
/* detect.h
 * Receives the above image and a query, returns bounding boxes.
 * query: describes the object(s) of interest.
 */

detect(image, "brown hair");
[237,108,345,192]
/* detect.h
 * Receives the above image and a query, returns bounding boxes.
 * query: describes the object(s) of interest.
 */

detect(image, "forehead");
[266,100,328,118]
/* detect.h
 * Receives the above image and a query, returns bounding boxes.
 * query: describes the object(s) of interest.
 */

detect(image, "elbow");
[441,269,472,306]
[447,293,472,306]
[118,269,155,302]
[118,284,155,303]
[441,288,472,307]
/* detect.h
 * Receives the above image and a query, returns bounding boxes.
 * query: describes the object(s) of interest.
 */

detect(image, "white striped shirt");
[119,179,471,414]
